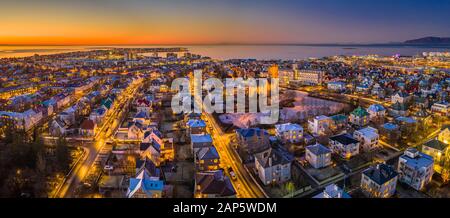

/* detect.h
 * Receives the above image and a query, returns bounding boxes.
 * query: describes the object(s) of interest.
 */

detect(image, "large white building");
[327,81,346,92]
[308,115,333,135]
[329,133,360,159]
[431,101,450,116]
[367,104,386,122]
[353,126,379,152]
[275,123,303,143]
[255,148,292,185]
[361,164,398,198]
[294,69,324,85]
[279,68,295,86]
[397,148,434,191]
[305,143,332,169]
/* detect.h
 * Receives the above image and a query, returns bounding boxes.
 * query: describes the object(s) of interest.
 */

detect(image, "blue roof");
[191,134,213,143]
[95,107,106,115]
[275,123,303,132]
[196,146,220,160]
[396,116,417,124]
[186,119,206,128]
[42,99,56,107]
[328,81,346,85]
[400,149,433,169]
[383,123,399,131]
[368,104,386,112]
[128,178,164,195]
[236,128,268,138]
[135,111,147,119]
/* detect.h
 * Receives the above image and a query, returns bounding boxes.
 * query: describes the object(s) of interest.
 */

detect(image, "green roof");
[351,107,369,117]
[102,99,113,109]
[331,114,348,121]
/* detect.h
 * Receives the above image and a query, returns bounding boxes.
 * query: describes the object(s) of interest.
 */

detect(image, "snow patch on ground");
[219,91,345,128]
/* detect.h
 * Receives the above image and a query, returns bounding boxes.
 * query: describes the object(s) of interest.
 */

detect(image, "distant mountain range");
[404,37,450,44]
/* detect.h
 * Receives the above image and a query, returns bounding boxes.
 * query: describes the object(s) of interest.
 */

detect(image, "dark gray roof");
[257,148,293,168]
[423,139,448,151]
[363,164,398,185]
[329,133,359,145]
[306,143,331,155]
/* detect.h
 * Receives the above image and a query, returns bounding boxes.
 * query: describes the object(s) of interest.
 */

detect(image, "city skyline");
[1,0,450,45]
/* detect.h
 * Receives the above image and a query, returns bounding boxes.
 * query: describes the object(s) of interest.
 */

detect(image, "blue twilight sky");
[0,0,449,44]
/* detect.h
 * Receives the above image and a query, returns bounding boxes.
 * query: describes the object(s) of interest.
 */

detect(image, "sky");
[0,0,449,45]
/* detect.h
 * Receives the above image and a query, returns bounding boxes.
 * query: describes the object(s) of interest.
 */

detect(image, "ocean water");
[1,44,449,60]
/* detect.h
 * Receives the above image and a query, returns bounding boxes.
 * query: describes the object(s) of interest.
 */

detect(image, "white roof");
[355,126,378,139]
[275,123,303,132]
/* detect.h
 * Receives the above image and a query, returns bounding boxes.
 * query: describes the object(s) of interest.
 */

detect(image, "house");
[184,112,201,123]
[371,84,385,98]
[190,134,213,154]
[438,127,450,144]
[139,142,161,166]
[391,91,412,105]
[41,99,56,116]
[79,119,96,136]
[128,121,145,140]
[186,119,207,135]
[195,146,220,171]
[195,170,236,198]
[313,184,351,198]
[422,139,449,174]
[413,96,429,109]
[395,116,417,134]
[50,118,70,136]
[126,158,164,198]
[431,101,450,116]
[135,98,152,116]
[308,115,333,135]
[330,114,348,131]
[275,123,303,143]
[327,81,346,92]
[356,84,370,94]
[305,143,332,169]
[349,107,370,127]
[389,102,410,117]
[101,98,113,112]
[353,126,379,152]
[58,106,76,126]
[329,133,360,159]
[380,122,400,142]
[367,104,386,122]
[255,147,293,185]
[398,148,434,190]
[361,164,398,198]
[89,107,106,124]
[133,111,150,125]
[235,128,271,159]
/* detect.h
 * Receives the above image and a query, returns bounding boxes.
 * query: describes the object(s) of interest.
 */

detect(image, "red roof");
[80,119,95,130]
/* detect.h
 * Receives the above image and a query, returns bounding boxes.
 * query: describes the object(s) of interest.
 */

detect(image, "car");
[104,165,114,171]
[229,171,237,180]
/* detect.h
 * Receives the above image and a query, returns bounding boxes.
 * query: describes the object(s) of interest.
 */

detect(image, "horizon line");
[1,42,446,47]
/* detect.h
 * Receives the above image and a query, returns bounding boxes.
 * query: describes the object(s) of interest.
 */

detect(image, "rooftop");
[306,143,331,156]
[362,164,398,185]
[423,139,448,151]
[330,133,359,145]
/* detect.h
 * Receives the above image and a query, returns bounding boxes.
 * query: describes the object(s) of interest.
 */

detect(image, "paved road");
[54,80,143,198]
[202,112,267,198]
